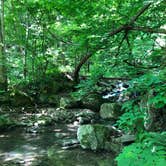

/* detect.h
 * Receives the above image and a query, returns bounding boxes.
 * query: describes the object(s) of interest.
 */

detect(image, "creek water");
[0,124,115,166]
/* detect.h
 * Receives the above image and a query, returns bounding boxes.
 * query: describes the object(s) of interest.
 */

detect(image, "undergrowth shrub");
[116,132,166,166]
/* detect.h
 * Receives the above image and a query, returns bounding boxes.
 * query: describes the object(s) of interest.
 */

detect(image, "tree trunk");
[73,3,152,84]
[23,13,30,80]
[73,52,92,83]
[0,0,7,91]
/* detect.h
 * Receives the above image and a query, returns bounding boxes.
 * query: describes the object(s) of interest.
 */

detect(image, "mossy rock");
[81,93,103,112]
[77,124,110,151]
[100,103,122,120]
[38,94,60,106]
[59,96,82,109]
[10,91,34,107]
[52,109,75,123]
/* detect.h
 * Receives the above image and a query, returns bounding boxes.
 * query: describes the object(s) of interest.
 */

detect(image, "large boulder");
[10,91,34,107]
[81,93,103,112]
[38,94,60,106]
[77,124,110,151]
[100,103,122,120]
[59,96,82,109]
[51,109,75,123]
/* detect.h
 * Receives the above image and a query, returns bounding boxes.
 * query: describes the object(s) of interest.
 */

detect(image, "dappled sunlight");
[67,123,78,129]
[0,134,10,138]
[67,124,78,132]
[0,143,47,165]
[1,151,40,165]
[20,133,41,141]
[0,120,116,165]
[53,128,62,132]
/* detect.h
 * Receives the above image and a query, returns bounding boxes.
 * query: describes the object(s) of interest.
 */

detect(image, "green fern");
[116,132,166,166]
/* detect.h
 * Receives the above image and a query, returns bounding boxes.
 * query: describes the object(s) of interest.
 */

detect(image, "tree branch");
[108,3,152,36]
[115,32,128,57]
[73,3,154,83]
[131,26,166,34]
[123,60,160,69]
[129,3,152,24]
[47,29,73,44]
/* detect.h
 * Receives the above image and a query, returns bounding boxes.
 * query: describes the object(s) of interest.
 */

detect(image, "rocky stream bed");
[0,115,116,166]
[0,108,122,166]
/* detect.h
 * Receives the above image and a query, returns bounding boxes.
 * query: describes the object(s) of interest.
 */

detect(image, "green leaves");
[116,132,166,166]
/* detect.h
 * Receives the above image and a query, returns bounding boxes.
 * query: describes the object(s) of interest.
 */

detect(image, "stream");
[0,123,115,166]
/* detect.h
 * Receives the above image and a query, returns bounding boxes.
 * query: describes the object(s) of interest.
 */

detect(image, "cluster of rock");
[77,124,121,153]
[76,101,135,153]
[49,108,98,125]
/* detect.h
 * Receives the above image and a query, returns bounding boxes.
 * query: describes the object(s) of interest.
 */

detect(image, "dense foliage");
[116,132,166,166]
[0,0,166,165]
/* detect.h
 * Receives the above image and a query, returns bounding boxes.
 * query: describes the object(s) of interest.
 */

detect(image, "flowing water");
[0,124,115,166]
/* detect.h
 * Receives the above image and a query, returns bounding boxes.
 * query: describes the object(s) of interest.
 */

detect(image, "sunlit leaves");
[116,132,166,166]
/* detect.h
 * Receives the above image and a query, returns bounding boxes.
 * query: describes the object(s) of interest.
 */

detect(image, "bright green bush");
[116,132,166,166]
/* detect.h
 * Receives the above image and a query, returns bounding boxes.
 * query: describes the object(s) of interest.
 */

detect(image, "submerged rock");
[60,138,80,150]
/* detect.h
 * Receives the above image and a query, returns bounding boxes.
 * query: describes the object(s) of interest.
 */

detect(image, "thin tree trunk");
[32,39,36,81]
[0,0,7,90]
[24,14,30,80]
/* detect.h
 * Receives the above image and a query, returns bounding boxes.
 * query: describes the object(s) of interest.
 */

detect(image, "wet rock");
[104,141,122,154]
[61,139,79,147]
[0,92,10,104]
[75,109,98,124]
[77,124,110,151]
[115,134,136,145]
[100,103,122,120]
[55,132,69,139]
[62,143,80,150]
[51,109,75,123]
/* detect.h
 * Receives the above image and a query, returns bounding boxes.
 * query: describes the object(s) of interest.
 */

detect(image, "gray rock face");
[116,134,136,144]
[75,109,97,124]
[99,103,122,119]
[77,124,110,151]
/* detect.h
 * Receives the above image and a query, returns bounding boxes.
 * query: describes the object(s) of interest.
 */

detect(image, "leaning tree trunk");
[73,52,92,84]
[0,0,7,91]
[73,3,153,84]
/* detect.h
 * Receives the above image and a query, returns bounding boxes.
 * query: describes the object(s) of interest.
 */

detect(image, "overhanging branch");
[129,3,152,24]
[131,26,166,34]
[73,2,163,83]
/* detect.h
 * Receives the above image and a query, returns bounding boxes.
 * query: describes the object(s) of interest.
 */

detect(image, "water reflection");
[0,125,115,166]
